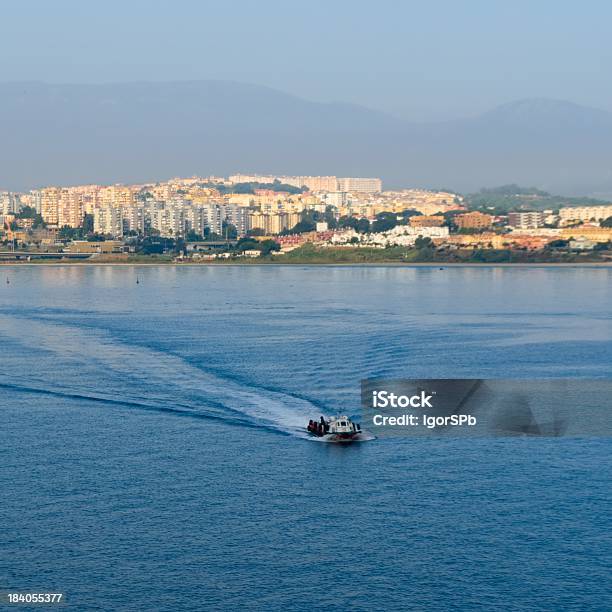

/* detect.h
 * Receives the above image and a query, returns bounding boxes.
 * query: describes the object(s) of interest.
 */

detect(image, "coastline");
[2,260,611,268]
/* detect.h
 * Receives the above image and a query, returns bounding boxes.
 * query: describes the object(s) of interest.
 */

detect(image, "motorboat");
[307,415,362,442]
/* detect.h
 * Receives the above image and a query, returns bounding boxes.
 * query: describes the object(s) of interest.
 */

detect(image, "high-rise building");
[40,187,62,225]
[508,212,545,229]
[222,204,249,236]
[201,204,223,236]
[229,174,339,192]
[184,205,223,237]
[25,190,43,214]
[150,203,185,237]
[100,185,135,209]
[0,192,21,215]
[247,211,300,235]
[337,177,382,194]
[57,190,83,228]
[287,176,338,191]
[94,206,123,236]
[122,206,145,234]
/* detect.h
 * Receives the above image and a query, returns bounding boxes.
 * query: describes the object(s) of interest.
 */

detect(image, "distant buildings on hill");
[2,174,612,258]
[229,174,382,194]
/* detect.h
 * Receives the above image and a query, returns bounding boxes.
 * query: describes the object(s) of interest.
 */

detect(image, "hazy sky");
[2,0,611,120]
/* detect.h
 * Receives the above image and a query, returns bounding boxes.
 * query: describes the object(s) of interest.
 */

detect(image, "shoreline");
[1,261,611,268]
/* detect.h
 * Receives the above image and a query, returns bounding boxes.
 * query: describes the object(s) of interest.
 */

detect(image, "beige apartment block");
[409,215,445,227]
[560,226,612,242]
[455,211,494,229]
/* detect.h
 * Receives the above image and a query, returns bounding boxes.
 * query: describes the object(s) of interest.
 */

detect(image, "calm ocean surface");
[1,265,611,611]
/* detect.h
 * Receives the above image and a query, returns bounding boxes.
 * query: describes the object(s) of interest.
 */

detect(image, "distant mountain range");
[1,81,612,196]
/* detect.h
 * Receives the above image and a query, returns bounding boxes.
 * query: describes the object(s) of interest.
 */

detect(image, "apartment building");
[40,187,62,225]
[558,205,612,223]
[201,204,223,236]
[181,205,222,237]
[94,206,123,236]
[219,203,247,236]
[0,192,21,215]
[286,176,338,191]
[409,215,445,227]
[22,191,42,214]
[560,226,612,243]
[99,185,135,209]
[319,192,349,207]
[337,177,382,194]
[229,174,339,192]
[247,212,300,234]
[455,211,494,229]
[122,206,145,234]
[57,190,83,228]
[150,205,185,237]
[508,212,546,229]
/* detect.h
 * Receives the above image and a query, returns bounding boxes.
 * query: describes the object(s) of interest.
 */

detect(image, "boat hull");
[307,430,360,442]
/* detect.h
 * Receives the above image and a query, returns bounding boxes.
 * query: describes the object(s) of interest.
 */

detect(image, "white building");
[222,203,249,236]
[0,192,21,215]
[229,174,338,192]
[201,204,223,236]
[150,204,185,237]
[320,192,349,207]
[122,206,145,234]
[94,206,123,237]
[331,225,448,247]
[337,177,382,194]
[183,205,223,237]
[558,205,612,224]
[507,211,546,229]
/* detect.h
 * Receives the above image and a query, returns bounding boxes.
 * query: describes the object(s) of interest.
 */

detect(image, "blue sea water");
[0,265,611,611]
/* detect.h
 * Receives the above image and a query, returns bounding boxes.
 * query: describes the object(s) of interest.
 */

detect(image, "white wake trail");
[0,314,317,437]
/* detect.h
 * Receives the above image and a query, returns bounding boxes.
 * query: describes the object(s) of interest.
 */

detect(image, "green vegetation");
[185,230,204,241]
[479,185,548,197]
[465,184,610,214]
[601,216,612,228]
[16,205,46,228]
[57,214,98,241]
[233,237,280,256]
[284,207,338,234]
[250,243,610,265]
[140,237,177,255]
[235,237,261,251]
[222,221,238,239]
[276,244,418,263]
[258,239,281,256]
[371,212,397,233]
[332,210,422,235]
[338,216,370,233]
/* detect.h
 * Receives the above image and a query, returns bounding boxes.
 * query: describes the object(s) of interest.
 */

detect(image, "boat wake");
[0,314,322,438]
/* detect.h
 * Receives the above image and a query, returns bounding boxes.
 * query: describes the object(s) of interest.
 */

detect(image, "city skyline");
[3,171,611,263]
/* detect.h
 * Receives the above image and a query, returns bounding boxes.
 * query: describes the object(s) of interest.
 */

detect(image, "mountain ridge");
[1,81,611,195]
